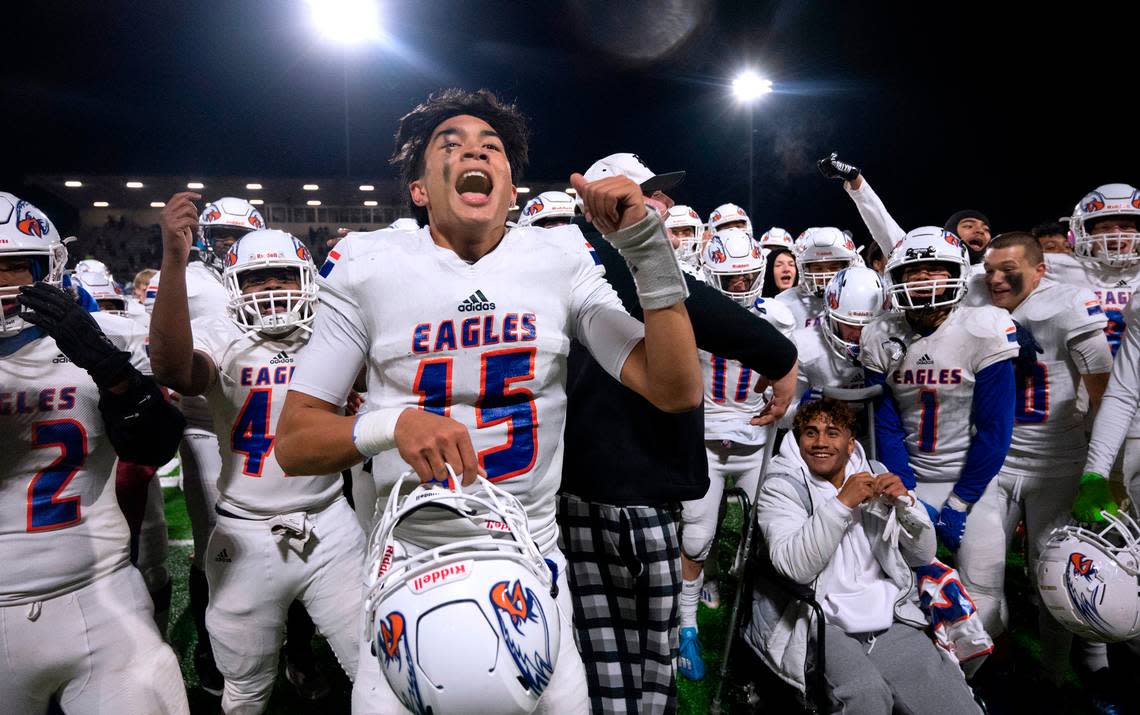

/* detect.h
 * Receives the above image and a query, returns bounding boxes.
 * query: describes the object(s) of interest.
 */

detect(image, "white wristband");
[946,493,971,513]
[352,408,405,458]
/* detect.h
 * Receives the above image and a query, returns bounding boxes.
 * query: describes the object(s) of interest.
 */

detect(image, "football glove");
[18,283,134,389]
[817,152,861,182]
[1072,472,1119,524]
[936,496,970,552]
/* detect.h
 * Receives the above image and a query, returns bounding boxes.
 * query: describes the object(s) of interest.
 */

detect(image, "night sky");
[6,1,1137,238]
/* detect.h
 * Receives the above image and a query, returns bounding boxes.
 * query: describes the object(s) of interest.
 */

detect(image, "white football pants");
[180,431,222,565]
[680,441,768,562]
[0,566,189,715]
[205,497,366,714]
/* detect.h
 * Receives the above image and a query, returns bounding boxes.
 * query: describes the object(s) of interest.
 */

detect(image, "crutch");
[820,384,883,461]
[710,422,778,715]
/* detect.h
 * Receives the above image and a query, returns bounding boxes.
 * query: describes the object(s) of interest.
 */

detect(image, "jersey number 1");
[413,347,537,481]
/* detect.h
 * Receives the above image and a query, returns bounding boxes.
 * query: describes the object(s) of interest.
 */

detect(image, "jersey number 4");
[413,347,537,481]
[27,419,87,532]
[232,389,275,476]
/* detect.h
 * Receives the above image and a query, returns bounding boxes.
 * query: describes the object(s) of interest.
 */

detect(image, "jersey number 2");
[413,347,537,481]
[28,419,87,532]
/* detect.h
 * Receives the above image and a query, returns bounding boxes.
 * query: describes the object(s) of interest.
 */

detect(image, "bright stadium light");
[564,187,577,194]
[307,200,322,206]
[125,181,144,189]
[359,184,375,191]
[150,201,165,208]
[64,180,82,188]
[187,181,205,189]
[245,183,263,190]
[516,187,531,194]
[363,200,378,206]
[303,184,319,191]
[249,199,264,205]
[92,201,109,208]
[732,70,773,102]
[307,0,382,45]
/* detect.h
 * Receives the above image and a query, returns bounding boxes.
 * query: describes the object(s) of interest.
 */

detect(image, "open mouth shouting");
[455,169,493,207]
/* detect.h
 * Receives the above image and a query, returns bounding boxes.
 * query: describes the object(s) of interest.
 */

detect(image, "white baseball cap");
[582,153,685,194]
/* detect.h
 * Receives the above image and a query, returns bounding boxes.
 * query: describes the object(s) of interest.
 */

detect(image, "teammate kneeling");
[0,193,189,714]
[148,209,365,714]
[860,227,1018,551]
[744,399,981,714]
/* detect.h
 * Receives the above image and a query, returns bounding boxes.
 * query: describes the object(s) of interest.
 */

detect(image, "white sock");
[680,574,703,629]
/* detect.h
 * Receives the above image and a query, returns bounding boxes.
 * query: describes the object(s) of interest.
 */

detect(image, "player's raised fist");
[570,172,648,235]
[817,152,861,183]
[159,191,202,265]
[394,408,482,486]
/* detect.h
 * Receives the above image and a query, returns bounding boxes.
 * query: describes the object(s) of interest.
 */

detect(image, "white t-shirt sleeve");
[844,178,906,258]
[568,238,645,382]
[1086,299,1140,476]
[289,240,369,406]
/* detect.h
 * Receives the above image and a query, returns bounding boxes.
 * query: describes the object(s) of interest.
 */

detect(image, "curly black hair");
[390,89,530,225]
[791,398,857,441]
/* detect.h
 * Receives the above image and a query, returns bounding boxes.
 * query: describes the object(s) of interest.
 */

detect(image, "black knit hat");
[944,209,990,234]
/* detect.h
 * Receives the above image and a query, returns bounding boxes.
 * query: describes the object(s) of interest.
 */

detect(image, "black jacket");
[561,220,797,506]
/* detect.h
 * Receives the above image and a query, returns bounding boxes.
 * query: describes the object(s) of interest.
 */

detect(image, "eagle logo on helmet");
[943,231,961,247]
[203,205,222,222]
[1064,551,1114,638]
[489,580,555,696]
[751,242,762,259]
[828,290,840,311]
[1083,193,1107,213]
[15,202,49,238]
[376,611,427,715]
[708,237,727,264]
[294,239,312,262]
[687,209,699,220]
[1131,191,1140,210]
[711,211,722,223]
[736,207,746,216]
[224,247,239,267]
[248,214,264,229]
[524,198,544,217]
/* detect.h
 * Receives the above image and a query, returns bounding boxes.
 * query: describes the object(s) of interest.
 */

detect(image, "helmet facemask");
[1073,218,1140,269]
[226,264,317,337]
[0,248,66,336]
[887,260,967,311]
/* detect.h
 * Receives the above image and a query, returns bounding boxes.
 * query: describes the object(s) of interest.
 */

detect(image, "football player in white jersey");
[775,227,858,329]
[954,232,1112,683]
[150,194,265,693]
[275,89,702,713]
[0,192,189,714]
[149,216,366,713]
[708,202,752,235]
[860,227,1019,552]
[517,190,576,229]
[677,229,795,679]
[792,266,887,419]
[665,205,704,268]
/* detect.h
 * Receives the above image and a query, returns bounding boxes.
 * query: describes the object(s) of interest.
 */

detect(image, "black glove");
[18,283,134,389]
[1012,319,1044,372]
[817,152,861,182]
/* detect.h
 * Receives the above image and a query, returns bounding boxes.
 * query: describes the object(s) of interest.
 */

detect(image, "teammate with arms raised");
[676,227,795,679]
[860,227,1018,551]
[149,206,365,713]
[275,89,702,713]
[0,192,188,713]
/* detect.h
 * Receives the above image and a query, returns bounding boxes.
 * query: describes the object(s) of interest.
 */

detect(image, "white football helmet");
[794,227,859,296]
[1070,183,1140,268]
[198,197,266,272]
[72,265,127,315]
[364,470,560,715]
[517,191,576,229]
[665,205,704,266]
[1038,511,1140,643]
[222,230,317,336]
[759,227,794,251]
[822,267,888,362]
[702,228,766,307]
[0,192,67,335]
[708,203,752,234]
[884,226,970,310]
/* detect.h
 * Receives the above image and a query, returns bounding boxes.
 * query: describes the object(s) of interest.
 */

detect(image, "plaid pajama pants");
[557,493,683,714]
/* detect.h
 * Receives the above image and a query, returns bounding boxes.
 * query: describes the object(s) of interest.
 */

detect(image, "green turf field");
[162,487,1106,714]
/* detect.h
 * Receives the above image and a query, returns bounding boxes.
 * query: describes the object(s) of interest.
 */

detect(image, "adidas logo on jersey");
[1116,280,1130,288]
[457,290,496,312]
[916,353,934,366]
[214,548,232,563]
[51,353,71,364]
[269,351,292,365]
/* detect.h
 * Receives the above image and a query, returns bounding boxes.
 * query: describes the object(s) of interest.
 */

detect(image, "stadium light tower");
[307,0,383,176]
[733,70,773,220]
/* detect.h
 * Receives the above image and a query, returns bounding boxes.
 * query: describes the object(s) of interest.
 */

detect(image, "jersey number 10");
[413,347,538,481]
